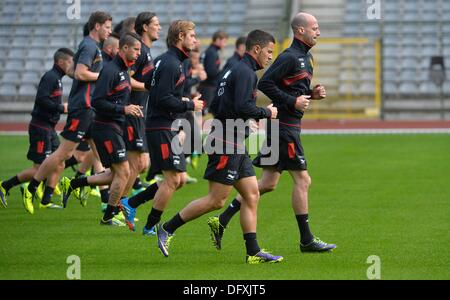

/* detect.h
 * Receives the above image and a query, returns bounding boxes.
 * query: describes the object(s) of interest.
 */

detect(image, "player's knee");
[165,175,181,190]
[260,182,276,194]
[177,173,187,188]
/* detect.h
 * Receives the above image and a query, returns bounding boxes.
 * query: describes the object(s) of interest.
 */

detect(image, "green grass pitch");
[0,134,449,280]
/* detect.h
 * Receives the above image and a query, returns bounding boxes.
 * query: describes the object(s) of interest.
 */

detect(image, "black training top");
[91,55,132,125]
[258,38,314,128]
[130,41,153,107]
[144,46,195,130]
[68,36,103,113]
[182,58,200,98]
[221,51,243,75]
[30,64,66,126]
[101,50,114,64]
[200,44,221,87]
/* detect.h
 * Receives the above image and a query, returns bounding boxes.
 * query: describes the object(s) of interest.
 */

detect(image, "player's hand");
[248,119,259,133]
[124,104,144,117]
[267,104,278,119]
[192,94,204,112]
[294,95,311,111]
[198,69,207,81]
[63,103,68,113]
[312,84,326,99]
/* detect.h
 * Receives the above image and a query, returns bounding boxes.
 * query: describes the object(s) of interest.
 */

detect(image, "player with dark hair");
[113,17,136,36]
[209,12,336,253]
[123,11,160,199]
[198,30,228,114]
[120,20,203,233]
[90,32,143,226]
[154,30,283,264]
[222,36,246,73]
[0,48,74,210]
[21,11,112,214]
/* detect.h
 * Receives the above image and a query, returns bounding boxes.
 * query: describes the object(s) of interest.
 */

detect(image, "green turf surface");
[0,134,449,280]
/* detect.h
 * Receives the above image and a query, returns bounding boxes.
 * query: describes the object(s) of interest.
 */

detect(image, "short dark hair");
[88,11,112,31]
[212,30,228,42]
[119,32,141,48]
[245,30,275,51]
[113,17,136,36]
[135,12,157,35]
[54,48,74,63]
[235,36,247,49]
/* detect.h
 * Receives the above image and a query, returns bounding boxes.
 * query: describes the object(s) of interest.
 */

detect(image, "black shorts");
[253,128,307,172]
[92,121,127,168]
[124,116,148,152]
[204,154,255,186]
[146,130,186,176]
[27,122,60,164]
[60,109,94,143]
[76,140,91,152]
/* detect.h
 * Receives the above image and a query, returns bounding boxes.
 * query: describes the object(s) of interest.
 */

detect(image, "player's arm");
[35,76,65,114]
[258,54,298,110]
[311,84,326,100]
[203,50,220,79]
[234,73,271,120]
[154,63,195,113]
[91,70,124,115]
[74,44,100,82]
[130,76,146,92]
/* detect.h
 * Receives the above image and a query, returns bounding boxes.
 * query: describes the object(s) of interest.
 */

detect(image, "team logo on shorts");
[173,155,181,165]
[117,149,126,158]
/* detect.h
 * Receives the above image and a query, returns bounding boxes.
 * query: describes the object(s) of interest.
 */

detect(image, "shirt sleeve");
[234,72,271,120]
[77,42,97,68]
[203,49,220,80]
[153,61,194,112]
[258,53,298,111]
[91,69,125,115]
[35,74,64,113]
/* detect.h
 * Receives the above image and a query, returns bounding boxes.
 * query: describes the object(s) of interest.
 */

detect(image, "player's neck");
[141,34,152,48]
[89,32,100,44]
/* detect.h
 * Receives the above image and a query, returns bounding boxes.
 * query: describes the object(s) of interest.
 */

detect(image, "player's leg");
[156,180,233,257]
[0,164,39,208]
[234,176,283,264]
[101,161,129,226]
[39,163,65,209]
[213,167,281,238]
[289,169,336,252]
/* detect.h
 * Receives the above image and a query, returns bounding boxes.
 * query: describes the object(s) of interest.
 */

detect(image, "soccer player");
[154,30,284,264]
[221,36,246,73]
[198,30,228,114]
[101,33,120,63]
[113,17,136,36]
[120,20,203,232]
[90,32,143,226]
[124,11,161,198]
[209,13,336,253]
[0,48,74,209]
[21,11,112,214]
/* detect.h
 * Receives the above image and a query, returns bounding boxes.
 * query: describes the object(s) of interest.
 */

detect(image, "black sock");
[64,156,78,169]
[133,177,143,190]
[113,206,121,216]
[28,178,41,195]
[145,207,163,229]
[219,198,241,228]
[70,177,89,189]
[75,171,85,178]
[296,214,314,245]
[128,183,158,208]
[103,205,116,221]
[2,175,21,193]
[100,188,109,204]
[244,233,260,256]
[41,186,54,205]
[163,213,185,234]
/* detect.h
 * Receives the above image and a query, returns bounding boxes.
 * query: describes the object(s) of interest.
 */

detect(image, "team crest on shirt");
[58,80,62,87]
[119,72,126,81]
[93,50,103,64]
[299,58,305,69]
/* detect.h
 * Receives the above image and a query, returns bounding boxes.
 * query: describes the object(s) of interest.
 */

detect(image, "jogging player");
[0,48,74,210]
[120,20,203,233]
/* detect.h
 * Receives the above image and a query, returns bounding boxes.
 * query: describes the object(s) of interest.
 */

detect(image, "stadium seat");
[18,84,37,96]
[1,71,20,83]
[0,84,17,97]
